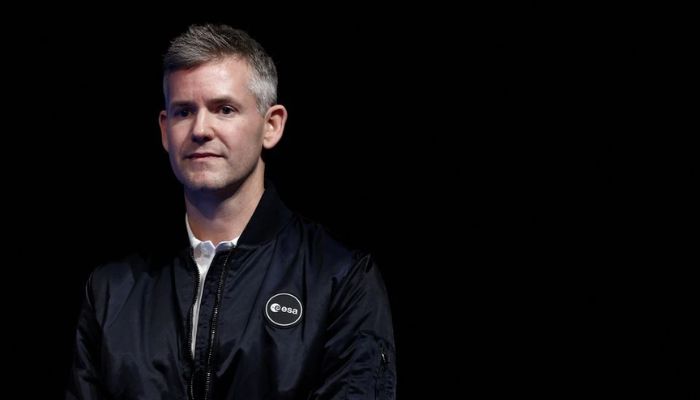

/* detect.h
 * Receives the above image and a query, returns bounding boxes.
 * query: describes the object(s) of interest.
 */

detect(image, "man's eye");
[171,108,192,118]
[221,106,236,115]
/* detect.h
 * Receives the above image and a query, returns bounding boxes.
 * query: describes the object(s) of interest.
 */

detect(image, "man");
[67,24,396,399]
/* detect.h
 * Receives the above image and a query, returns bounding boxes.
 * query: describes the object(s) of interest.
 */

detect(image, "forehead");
[166,57,253,100]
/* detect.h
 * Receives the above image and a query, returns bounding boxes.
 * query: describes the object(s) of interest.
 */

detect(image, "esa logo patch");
[265,293,303,327]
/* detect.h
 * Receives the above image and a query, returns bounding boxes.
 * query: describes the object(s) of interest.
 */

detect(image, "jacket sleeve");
[66,272,108,400]
[310,254,397,400]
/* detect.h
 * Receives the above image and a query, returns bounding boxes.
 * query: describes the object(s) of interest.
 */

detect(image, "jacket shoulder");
[86,252,171,308]
[90,252,150,285]
[291,215,375,279]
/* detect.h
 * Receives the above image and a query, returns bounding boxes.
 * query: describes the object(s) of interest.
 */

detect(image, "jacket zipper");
[186,249,201,400]
[202,248,235,400]
[376,344,389,398]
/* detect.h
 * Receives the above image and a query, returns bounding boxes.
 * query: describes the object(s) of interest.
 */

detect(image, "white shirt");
[186,216,239,356]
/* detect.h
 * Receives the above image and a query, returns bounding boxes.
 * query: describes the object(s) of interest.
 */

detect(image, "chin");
[178,169,251,194]
[184,175,242,194]
[178,173,220,191]
[186,180,227,192]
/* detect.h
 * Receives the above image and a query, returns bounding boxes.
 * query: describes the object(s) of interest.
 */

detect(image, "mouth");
[187,152,221,160]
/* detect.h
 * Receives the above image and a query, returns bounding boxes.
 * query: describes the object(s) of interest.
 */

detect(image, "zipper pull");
[380,346,388,365]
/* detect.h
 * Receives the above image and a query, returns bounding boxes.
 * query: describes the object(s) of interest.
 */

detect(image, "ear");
[262,105,288,150]
[158,110,169,152]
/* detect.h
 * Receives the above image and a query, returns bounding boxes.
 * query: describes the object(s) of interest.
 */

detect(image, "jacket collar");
[177,179,293,255]
[174,180,292,253]
[237,181,293,249]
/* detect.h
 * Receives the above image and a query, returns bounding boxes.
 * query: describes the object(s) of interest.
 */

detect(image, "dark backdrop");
[7,4,695,399]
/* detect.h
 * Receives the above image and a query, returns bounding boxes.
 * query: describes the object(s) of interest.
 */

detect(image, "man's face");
[159,58,267,194]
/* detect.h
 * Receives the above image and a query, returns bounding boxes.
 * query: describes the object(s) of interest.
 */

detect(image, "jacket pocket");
[375,337,396,400]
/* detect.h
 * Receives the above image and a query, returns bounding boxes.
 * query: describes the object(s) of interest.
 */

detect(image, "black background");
[6,4,696,398]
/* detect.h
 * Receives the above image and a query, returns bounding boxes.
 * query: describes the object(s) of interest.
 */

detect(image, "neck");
[184,174,265,245]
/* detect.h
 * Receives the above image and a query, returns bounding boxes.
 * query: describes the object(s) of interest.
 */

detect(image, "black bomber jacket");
[66,185,396,399]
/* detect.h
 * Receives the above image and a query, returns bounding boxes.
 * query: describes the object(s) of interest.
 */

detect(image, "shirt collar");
[185,215,239,252]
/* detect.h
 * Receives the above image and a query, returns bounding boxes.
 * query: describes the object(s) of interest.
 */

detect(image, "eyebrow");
[168,97,243,110]
[168,100,195,110]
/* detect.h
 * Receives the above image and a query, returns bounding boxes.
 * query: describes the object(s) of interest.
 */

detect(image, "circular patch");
[265,293,303,327]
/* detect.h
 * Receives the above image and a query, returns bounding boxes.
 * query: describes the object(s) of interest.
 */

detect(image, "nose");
[191,111,213,143]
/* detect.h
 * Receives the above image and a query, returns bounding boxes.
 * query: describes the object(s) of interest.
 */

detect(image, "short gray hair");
[163,24,278,115]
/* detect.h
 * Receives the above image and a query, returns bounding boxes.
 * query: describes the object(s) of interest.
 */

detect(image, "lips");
[187,152,221,159]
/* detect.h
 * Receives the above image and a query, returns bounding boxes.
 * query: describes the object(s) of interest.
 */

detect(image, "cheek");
[230,128,265,153]
[166,130,187,151]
